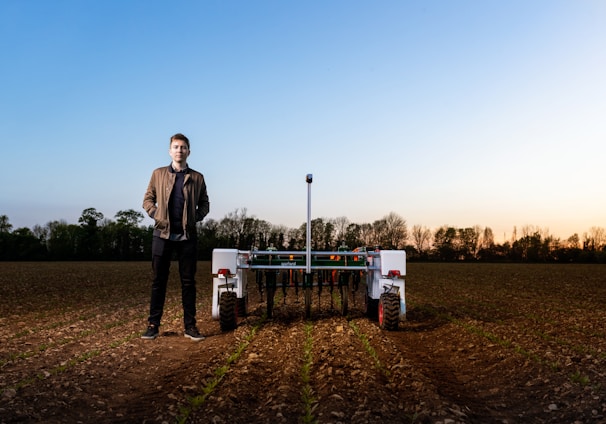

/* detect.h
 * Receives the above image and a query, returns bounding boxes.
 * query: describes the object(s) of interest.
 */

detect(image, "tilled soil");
[1,262,605,423]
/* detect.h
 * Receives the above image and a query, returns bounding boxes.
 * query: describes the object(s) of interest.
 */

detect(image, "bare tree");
[371,218,387,247]
[285,227,303,250]
[583,226,606,250]
[411,224,431,255]
[383,212,407,249]
[480,227,495,250]
[332,216,349,244]
[32,224,48,241]
[269,224,288,249]
[253,220,272,249]
[359,223,374,247]
[218,208,250,247]
[302,218,333,250]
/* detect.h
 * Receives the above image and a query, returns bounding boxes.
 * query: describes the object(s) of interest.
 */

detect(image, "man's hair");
[170,133,190,149]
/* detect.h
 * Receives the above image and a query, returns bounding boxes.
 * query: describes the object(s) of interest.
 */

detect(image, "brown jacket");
[143,165,210,239]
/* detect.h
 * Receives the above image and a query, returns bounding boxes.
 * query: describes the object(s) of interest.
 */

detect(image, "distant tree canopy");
[0,210,605,263]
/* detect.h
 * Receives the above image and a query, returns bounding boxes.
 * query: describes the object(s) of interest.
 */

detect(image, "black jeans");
[148,236,198,329]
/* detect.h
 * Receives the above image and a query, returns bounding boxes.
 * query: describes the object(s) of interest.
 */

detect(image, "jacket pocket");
[155,219,169,232]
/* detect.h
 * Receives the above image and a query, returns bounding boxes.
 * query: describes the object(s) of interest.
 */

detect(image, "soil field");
[1,261,606,424]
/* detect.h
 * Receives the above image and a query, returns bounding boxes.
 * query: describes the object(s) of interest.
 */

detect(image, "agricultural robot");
[211,174,406,331]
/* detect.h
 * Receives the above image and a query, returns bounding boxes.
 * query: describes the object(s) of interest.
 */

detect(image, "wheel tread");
[379,293,399,330]
[219,291,237,331]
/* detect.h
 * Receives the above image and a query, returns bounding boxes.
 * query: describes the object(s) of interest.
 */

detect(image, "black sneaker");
[184,327,205,341]
[141,324,159,340]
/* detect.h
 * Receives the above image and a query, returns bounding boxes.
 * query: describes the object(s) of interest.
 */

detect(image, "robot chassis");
[211,247,406,331]
[211,174,407,331]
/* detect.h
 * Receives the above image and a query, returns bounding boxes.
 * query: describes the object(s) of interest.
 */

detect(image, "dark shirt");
[168,167,187,236]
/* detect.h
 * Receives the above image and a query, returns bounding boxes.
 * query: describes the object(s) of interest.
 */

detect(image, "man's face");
[169,139,190,163]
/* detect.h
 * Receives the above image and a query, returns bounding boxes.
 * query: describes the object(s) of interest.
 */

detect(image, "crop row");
[176,311,420,423]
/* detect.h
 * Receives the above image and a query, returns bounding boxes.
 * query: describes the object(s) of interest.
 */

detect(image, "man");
[141,133,209,341]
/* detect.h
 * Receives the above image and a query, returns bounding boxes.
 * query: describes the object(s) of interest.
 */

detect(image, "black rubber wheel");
[378,292,399,331]
[219,291,238,331]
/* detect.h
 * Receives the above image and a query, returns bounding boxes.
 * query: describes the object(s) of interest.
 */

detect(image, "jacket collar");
[169,164,189,174]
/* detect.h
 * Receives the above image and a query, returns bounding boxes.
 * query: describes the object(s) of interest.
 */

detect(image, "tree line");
[0,208,605,263]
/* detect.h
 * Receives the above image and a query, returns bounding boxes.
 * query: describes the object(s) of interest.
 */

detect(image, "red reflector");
[387,270,400,278]
[218,268,231,276]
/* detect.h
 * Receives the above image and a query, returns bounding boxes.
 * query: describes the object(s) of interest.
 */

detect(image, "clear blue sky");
[1,0,605,242]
